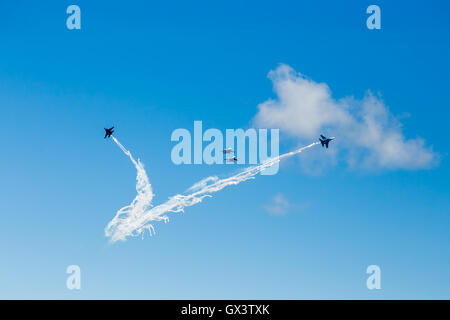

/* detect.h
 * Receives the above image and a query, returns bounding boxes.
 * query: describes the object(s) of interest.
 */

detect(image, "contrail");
[105,137,319,243]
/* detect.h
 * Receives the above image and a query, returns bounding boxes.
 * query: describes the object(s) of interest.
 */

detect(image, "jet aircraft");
[104,126,114,139]
[319,134,334,148]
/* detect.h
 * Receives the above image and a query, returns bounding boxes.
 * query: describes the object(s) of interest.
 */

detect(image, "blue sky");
[0,0,449,299]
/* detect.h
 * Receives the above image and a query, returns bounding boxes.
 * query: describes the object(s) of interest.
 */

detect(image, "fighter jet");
[226,156,238,162]
[223,148,233,154]
[104,126,114,139]
[319,134,334,148]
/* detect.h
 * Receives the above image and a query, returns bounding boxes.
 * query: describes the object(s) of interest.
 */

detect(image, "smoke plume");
[105,137,318,242]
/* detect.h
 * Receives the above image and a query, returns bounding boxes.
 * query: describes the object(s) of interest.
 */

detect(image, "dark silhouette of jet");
[319,134,334,148]
[104,126,114,139]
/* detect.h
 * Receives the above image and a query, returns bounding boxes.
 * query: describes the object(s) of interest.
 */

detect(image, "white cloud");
[253,64,438,170]
[264,193,290,216]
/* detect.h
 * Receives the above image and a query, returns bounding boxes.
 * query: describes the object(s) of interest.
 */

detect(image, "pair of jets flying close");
[103,127,335,158]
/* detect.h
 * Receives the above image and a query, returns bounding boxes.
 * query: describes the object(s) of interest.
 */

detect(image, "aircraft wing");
[320,134,326,139]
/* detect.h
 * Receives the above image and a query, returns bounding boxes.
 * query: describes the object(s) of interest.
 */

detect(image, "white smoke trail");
[105,138,319,243]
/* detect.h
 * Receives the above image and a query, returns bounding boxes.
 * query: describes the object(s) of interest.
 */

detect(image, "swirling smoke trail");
[105,136,319,243]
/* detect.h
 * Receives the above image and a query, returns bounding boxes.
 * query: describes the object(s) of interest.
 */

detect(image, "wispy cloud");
[264,193,290,216]
[253,64,438,170]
